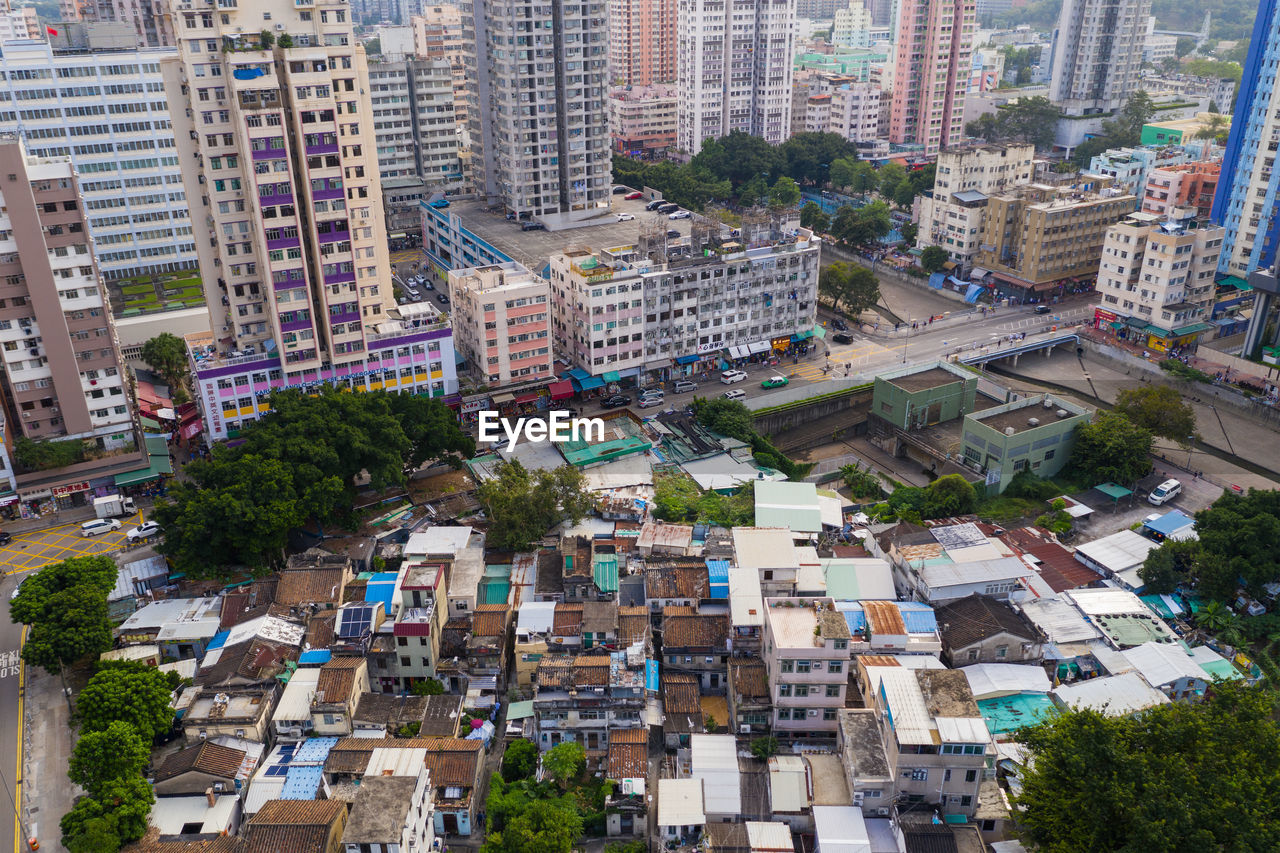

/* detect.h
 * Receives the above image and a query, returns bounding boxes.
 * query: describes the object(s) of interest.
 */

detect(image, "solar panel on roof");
[339,605,374,638]
[265,765,289,777]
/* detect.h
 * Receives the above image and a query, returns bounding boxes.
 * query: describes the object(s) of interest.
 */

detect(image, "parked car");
[613,185,631,194]
[127,521,162,542]
[666,229,681,239]
[404,286,420,298]
[638,396,665,409]
[639,389,664,402]
[1034,305,1052,315]
[1148,479,1182,506]
[521,222,546,231]
[80,519,121,538]
[723,389,747,401]
[601,394,631,409]
[657,203,679,214]
[720,369,748,384]
[617,213,635,222]
[673,380,698,394]
[831,317,849,331]
[0,531,11,546]
[423,281,435,291]
[625,191,644,200]
[668,210,691,220]
[645,200,666,211]
[761,375,789,389]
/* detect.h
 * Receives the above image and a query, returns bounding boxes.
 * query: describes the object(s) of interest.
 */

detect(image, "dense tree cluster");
[154,389,474,576]
[482,742,592,853]
[9,555,116,674]
[1065,410,1154,485]
[652,472,755,526]
[819,261,881,318]
[870,474,979,523]
[1113,385,1198,445]
[1070,91,1156,167]
[476,461,596,551]
[691,398,811,480]
[964,97,1062,152]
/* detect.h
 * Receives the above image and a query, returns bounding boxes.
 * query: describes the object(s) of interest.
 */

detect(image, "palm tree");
[1196,600,1233,633]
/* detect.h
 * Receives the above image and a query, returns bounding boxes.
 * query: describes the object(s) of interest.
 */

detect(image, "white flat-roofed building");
[1051,671,1170,716]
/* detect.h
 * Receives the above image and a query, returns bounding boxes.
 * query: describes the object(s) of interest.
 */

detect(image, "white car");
[126,521,162,542]
[720,369,748,384]
[616,213,635,222]
[723,389,747,401]
[668,210,691,220]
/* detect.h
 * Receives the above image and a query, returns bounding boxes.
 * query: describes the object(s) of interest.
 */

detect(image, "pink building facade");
[448,262,554,388]
[609,0,677,86]
[1141,161,1221,222]
[889,0,975,156]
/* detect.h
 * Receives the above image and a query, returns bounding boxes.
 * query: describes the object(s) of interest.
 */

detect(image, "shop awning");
[644,359,672,370]
[811,324,826,340]
[1173,322,1213,336]
[1108,321,1125,330]
[747,341,770,354]
[514,392,541,405]
[1142,324,1173,338]
[114,456,173,487]
[567,367,591,380]
[601,370,621,383]
[578,375,605,391]
[139,416,162,432]
[970,267,990,279]
[491,392,516,405]
[549,380,575,400]
[728,345,747,359]
[180,419,203,440]
[675,354,700,365]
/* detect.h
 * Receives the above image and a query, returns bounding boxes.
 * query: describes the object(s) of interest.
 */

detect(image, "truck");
[93,494,136,519]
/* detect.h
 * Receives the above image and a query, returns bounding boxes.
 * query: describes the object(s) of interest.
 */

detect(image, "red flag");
[46,26,58,35]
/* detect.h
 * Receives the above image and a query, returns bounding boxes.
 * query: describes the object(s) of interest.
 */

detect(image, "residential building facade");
[763,598,850,737]
[608,85,678,158]
[1087,146,1189,206]
[1142,161,1220,222]
[0,33,196,282]
[676,0,797,155]
[1095,213,1224,350]
[169,1,461,441]
[58,0,176,47]
[888,0,975,156]
[367,56,463,233]
[1047,0,1149,116]
[609,0,676,86]
[832,0,873,49]
[462,0,612,221]
[917,143,1035,269]
[829,81,882,144]
[448,262,554,388]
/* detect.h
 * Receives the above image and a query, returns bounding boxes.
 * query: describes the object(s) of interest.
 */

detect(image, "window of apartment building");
[995,645,1008,659]
[825,685,840,698]
[828,661,843,674]
[778,684,791,697]
[904,769,928,781]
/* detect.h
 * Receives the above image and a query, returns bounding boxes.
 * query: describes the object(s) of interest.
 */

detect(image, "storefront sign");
[52,482,90,497]
[697,341,722,354]
[771,336,791,351]
[204,381,222,437]
[461,395,490,414]
[19,488,51,501]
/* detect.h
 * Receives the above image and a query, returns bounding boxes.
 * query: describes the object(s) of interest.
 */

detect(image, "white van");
[722,388,747,401]
[80,518,122,537]
[1147,479,1182,506]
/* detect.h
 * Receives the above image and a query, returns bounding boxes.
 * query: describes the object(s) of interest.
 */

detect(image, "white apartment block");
[918,143,1035,269]
[462,0,612,222]
[448,261,554,387]
[58,0,175,47]
[0,3,36,41]
[0,36,196,281]
[677,0,797,156]
[1048,0,1149,115]
[1096,212,1223,342]
[547,224,822,381]
[368,56,463,232]
[832,0,872,49]
[829,81,881,143]
[763,598,851,737]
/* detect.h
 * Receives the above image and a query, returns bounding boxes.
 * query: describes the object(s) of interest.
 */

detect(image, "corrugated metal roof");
[934,716,991,745]
[897,602,938,634]
[877,668,934,745]
[658,778,706,827]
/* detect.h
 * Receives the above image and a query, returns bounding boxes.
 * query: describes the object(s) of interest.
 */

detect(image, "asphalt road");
[0,514,143,576]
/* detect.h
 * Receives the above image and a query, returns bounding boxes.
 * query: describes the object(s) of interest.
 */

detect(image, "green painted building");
[871,362,978,431]
[962,394,1092,493]
[793,47,888,78]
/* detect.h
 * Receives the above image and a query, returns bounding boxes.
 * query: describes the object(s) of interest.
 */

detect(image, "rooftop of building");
[966,394,1091,435]
[449,261,545,294]
[765,598,850,647]
[882,363,971,393]
[343,776,420,843]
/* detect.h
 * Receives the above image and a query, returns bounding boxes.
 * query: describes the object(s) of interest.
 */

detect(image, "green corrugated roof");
[1219,275,1252,291]
[482,580,510,605]
[592,553,619,593]
[1198,658,1244,681]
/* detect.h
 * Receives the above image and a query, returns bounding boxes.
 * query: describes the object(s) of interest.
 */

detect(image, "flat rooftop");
[887,366,967,393]
[969,394,1089,435]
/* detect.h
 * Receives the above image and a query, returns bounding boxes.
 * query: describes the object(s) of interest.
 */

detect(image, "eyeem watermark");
[477,411,606,451]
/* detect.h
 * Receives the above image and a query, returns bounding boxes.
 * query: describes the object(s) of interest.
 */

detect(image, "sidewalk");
[23,665,77,853]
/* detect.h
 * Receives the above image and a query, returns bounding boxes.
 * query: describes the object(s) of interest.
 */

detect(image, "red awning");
[515,392,541,405]
[548,380,574,400]
[180,419,203,440]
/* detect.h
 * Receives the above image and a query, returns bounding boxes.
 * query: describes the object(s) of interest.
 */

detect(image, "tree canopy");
[652,472,754,527]
[140,333,190,404]
[154,390,473,575]
[543,741,585,788]
[61,775,154,850]
[919,246,949,274]
[501,739,539,783]
[828,200,893,248]
[477,461,596,550]
[10,555,116,674]
[1114,385,1197,444]
[482,775,584,853]
[964,97,1062,151]
[76,661,176,742]
[1014,682,1280,852]
[820,261,880,317]
[68,722,151,798]
[1071,91,1156,167]
[1066,410,1153,485]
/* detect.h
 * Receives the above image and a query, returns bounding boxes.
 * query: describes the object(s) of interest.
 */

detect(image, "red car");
[624,191,643,200]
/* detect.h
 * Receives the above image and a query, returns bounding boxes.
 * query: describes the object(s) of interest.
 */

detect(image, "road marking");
[0,651,18,680]
[14,625,24,853]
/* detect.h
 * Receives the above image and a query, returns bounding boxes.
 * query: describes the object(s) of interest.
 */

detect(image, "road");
[0,513,143,576]
[0,579,23,853]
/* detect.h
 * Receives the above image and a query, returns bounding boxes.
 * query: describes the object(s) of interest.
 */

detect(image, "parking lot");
[0,512,145,575]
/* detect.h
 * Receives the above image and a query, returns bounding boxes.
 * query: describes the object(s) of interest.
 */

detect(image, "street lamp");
[902,319,913,364]
[1186,435,1194,469]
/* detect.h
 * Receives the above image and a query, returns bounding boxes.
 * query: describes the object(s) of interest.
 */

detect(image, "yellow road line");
[15,623,25,853]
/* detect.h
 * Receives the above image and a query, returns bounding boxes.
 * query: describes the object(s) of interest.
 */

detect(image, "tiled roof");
[662,673,702,714]
[617,606,650,644]
[574,653,612,686]
[305,611,336,648]
[607,727,648,779]
[247,799,345,839]
[645,565,709,599]
[420,693,465,737]
[553,603,583,635]
[581,600,618,634]
[663,611,728,649]
[729,661,769,699]
[353,693,431,728]
[153,741,246,783]
[421,738,483,787]
[275,567,347,606]
[1000,527,1099,591]
[536,655,575,688]
[472,603,510,637]
[242,825,333,853]
[935,594,1041,650]
[124,834,239,853]
[316,656,364,704]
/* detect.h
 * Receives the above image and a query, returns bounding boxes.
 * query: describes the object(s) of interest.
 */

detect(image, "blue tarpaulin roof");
[365,572,399,616]
[298,649,332,665]
[567,367,591,380]
[843,609,867,634]
[205,629,230,652]
[575,375,605,391]
[706,559,730,599]
[1143,509,1195,537]
[898,601,939,634]
[281,766,325,799]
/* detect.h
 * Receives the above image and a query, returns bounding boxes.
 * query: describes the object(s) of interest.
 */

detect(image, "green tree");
[966,113,1001,143]
[1066,410,1154,484]
[849,160,878,196]
[76,661,176,742]
[60,775,154,849]
[828,157,856,191]
[365,36,381,55]
[799,201,829,232]
[779,132,861,184]
[920,245,949,274]
[996,97,1063,151]
[876,162,907,197]
[1194,488,1280,596]
[693,397,756,443]
[1015,681,1280,852]
[892,180,917,207]
[1137,537,1204,593]
[64,817,120,853]
[843,264,881,317]
[543,741,585,789]
[1176,35,1197,57]
[900,222,919,245]
[737,174,768,206]
[1114,385,1198,444]
[10,555,117,675]
[68,722,150,797]
[819,261,856,315]
[410,677,444,696]
[922,474,978,518]
[1193,113,1231,146]
[768,175,802,208]
[1182,58,1243,85]
[482,796,583,853]
[502,739,539,783]
[477,461,596,551]
[140,332,191,404]
[12,436,86,471]
[750,736,780,761]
